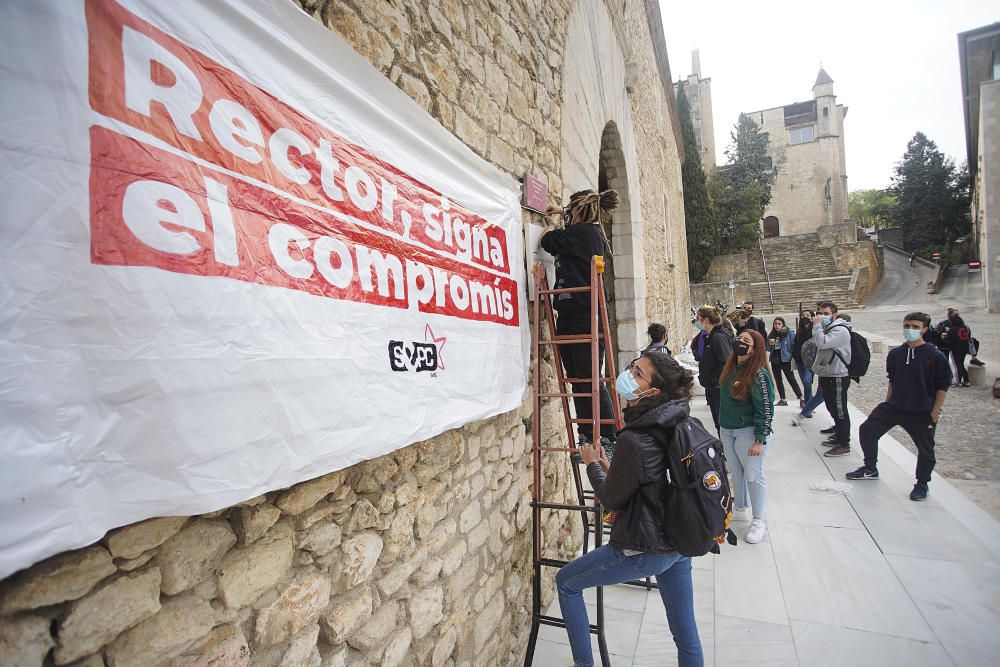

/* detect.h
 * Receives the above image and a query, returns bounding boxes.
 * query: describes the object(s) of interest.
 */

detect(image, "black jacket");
[740,316,767,339]
[539,222,608,317]
[698,326,732,389]
[586,397,690,553]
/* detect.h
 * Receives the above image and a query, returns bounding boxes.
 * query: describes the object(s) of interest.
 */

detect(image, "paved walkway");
[529,400,1000,666]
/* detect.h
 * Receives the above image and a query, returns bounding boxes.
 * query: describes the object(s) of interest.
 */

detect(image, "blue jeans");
[796,364,814,403]
[720,426,768,518]
[556,545,703,667]
[800,385,825,417]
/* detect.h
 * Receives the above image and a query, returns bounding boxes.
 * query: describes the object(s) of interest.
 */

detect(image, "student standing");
[846,313,951,501]
[792,310,815,406]
[642,322,672,356]
[767,317,803,407]
[740,301,768,338]
[813,302,853,457]
[694,306,733,432]
[947,312,972,387]
[719,329,775,544]
[559,354,704,667]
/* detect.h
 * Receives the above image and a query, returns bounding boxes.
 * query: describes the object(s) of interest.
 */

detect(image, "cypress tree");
[676,85,717,282]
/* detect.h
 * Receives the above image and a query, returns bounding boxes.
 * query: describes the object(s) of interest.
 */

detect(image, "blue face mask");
[821,315,832,326]
[693,320,705,331]
[903,328,923,342]
[616,369,641,400]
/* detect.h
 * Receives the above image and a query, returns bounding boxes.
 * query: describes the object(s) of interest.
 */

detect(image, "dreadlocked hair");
[566,189,619,250]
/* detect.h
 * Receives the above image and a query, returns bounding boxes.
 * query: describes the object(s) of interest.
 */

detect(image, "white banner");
[0,0,527,579]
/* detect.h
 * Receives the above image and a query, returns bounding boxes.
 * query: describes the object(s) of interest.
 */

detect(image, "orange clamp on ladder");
[523,256,623,667]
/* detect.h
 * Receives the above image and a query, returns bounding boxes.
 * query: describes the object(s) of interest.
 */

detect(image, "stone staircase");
[748,233,857,313]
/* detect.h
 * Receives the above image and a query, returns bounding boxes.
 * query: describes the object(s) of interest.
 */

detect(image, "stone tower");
[673,50,716,169]
[745,68,850,237]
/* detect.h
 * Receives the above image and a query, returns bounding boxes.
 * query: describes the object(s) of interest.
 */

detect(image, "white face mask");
[903,328,923,342]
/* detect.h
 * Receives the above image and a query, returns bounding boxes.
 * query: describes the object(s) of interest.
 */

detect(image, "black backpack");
[651,416,736,557]
[832,325,871,384]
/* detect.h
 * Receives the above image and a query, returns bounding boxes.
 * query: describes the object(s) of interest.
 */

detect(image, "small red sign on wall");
[522,173,548,213]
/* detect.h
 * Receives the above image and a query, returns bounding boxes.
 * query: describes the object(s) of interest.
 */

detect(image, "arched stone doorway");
[763,216,780,238]
[559,0,647,373]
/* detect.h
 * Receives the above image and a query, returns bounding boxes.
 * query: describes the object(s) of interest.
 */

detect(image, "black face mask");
[736,342,751,356]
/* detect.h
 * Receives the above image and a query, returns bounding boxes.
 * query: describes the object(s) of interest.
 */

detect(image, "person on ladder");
[542,189,619,460]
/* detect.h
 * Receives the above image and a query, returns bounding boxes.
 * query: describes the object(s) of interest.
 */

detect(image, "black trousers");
[770,356,802,400]
[819,376,851,445]
[705,386,721,433]
[859,402,937,483]
[556,315,616,440]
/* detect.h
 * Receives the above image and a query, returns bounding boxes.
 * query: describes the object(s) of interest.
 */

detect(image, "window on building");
[823,107,829,117]
[993,50,1000,80]
[788,125,815,145]
[763,156,773,175]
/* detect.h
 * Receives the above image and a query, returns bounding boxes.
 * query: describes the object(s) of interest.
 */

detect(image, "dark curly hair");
[642,353,694,401]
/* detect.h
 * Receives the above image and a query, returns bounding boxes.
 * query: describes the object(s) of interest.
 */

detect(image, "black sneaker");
[820,426,836,435]
[823,445,851,457]
[910,483,929,501]
[970,359,985,366]
[821,436,839,447]
[846,466,879,480]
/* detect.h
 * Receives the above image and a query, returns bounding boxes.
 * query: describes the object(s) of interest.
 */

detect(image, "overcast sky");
[660,0,998,191]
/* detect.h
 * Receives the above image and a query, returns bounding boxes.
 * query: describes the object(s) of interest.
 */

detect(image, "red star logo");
[424,324,447,370]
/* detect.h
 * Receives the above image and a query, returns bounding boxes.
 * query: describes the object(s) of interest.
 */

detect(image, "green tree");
[709,168,766,254]
[708,114,772,254]
[676,84,717,282]
[725,113,773,212]
[848,189,897,230]
[889,132,970,253]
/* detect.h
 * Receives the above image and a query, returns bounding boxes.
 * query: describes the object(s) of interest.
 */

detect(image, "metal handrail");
[759,236,774,309]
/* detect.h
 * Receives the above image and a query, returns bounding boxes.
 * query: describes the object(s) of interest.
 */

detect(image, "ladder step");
[569,418,617,424]
[537,614,601,633]
[562,377,613,383]
[540,336,595,345]
[533,501,601,512]
[538,391,599,398]
[538,286,593,294]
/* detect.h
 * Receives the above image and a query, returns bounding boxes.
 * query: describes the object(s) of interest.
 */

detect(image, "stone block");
[319,587,373,645]
[217,533,294,609]
[229,504,280,545]
[55,569,162,664]
[340,533,383,587]
[106,594,216,667]
[171,624,249,667]
[275,471,344,516]
[155,520,236,595]
[299,522,342,557]
[0,546,116,614]
[458,500,481,534]
[106,516,188,560]
[431,626,458,666]
[379,505,415,564]
[380,627,412,667]
[279,624,321,667]
[254,569,331,647]
[346,499,379,533]
[407,585,444,640]
[0,614,54,667]
[346,600,398,653]
[969,364,986,386]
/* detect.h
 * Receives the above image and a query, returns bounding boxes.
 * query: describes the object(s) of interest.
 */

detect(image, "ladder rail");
[524,257,613,667]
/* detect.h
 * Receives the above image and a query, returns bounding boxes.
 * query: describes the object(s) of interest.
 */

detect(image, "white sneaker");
[745,519,768,544]
[791,414,803,426]
[731,507,751,522]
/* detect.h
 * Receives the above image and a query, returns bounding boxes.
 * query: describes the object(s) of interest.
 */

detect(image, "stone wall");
[816,222,857,247]
[689,281,752,312]
[0,0,687,664]
[704,253,749,283]
[831,240,881,302]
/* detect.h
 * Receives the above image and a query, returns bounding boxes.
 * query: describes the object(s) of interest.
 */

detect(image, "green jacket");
[719,365,776,442]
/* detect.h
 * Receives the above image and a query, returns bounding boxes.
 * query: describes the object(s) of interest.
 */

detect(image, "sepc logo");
[388,324,447,373]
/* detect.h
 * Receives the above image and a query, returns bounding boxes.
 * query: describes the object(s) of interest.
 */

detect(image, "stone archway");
[559,0,647,372]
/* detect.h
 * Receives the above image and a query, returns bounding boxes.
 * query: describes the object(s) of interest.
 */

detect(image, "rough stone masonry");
[0,0,689,664]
